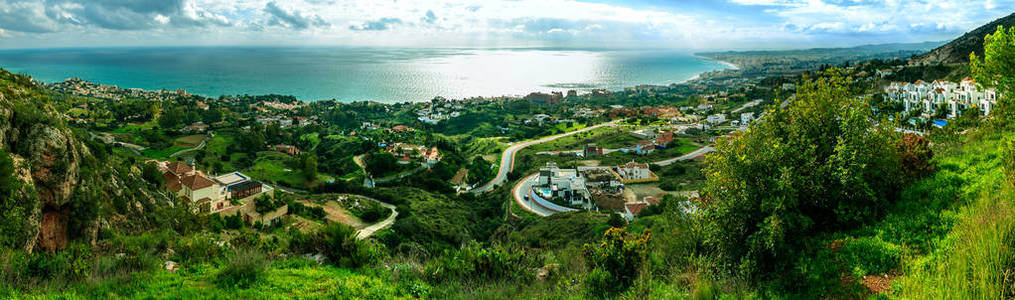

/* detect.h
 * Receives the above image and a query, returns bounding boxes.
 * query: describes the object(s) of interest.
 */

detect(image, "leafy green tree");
[366,152,398,176]
[302,154,318,182]
[700,71,905,278]
[971,25,1015,122]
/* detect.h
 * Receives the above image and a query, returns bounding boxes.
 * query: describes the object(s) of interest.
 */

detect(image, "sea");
[0,47,732,103]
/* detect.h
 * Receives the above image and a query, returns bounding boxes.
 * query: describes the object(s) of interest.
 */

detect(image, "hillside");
[911,12,1015,66]
[0,69,173,254]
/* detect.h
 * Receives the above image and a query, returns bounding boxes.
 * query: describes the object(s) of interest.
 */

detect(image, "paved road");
[169,137,208,158]
[652,146,715,166]
[472,120,620,194]
[355,196,398,240]
[511,173,555,216]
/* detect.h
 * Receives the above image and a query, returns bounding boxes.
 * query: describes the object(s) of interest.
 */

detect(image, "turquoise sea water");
[0,47,730,102]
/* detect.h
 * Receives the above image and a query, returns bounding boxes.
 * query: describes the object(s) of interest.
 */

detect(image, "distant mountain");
[699,41,944,57]
[911,12,1015,66]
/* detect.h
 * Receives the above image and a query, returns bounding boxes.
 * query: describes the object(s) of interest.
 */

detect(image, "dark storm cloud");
[348,18,402,31]
[264,1,329,30]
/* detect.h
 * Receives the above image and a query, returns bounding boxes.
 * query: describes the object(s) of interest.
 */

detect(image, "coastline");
[7,49,739,103]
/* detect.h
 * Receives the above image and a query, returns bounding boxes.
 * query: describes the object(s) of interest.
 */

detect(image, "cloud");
[349,18,402,31]
[422,10,437,24]
[0,0,231,33]
[0,1,60,32]
[264,1,329,30]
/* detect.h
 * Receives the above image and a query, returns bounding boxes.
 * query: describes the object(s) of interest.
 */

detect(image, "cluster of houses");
[255,115,314,127]
[885,78,998,119]
[383,142,442,167]
[416,101,464,125]
[46,77,187,102]
[621,129,675,155]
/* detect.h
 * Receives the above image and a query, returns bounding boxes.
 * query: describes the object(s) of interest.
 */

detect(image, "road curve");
[471,119,620,194]
[652,146,715,166]
[354,196,398,240]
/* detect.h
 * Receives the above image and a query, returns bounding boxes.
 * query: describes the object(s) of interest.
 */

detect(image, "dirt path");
[296,199,366,229]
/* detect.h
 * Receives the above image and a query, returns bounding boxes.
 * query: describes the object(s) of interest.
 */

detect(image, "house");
[214,172,263,200]
[179,173,228,213]
[622,202,649,221]
[630,129,656,140]
[740,113,755,127]
[525,92,562,105]
[613,161,658,183]
[183,122,207,133]
[273,144,300,156]
[655,131,674,147]
[706,114,727,124]
[633,140,656,155]
[533,162,592,208]
[583,143,604,157]
[391,125,412,132]
[422,147,442,167]
[398,156,412,165]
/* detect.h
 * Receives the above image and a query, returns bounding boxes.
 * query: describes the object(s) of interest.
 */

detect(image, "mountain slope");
[0,69,174,253]
[911,13,1015,66]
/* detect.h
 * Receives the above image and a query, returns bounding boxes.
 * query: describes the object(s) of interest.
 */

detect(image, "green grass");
[112,122,156,134]
[18,259,422,299]
[890,133,1014,299]
[174,134,206,147]
[141,146,188,159]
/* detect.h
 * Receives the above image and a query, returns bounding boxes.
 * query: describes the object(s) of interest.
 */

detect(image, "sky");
[0,0,1012,50]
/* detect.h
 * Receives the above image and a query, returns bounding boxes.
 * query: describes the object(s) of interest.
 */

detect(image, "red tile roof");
[625,202,648,216]
[181,174,216,190]
[644,196,659,205]
[166,161,192,175]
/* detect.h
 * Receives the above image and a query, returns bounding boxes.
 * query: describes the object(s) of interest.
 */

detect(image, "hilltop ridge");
[911,12,1015,66]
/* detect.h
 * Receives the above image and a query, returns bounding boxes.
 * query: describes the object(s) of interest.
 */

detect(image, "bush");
[216,248,269,288]
[309,223,385,268]
[838,236,903,278]
[425,241,532,284]
[700,73,906,279]
[583,227,650,297]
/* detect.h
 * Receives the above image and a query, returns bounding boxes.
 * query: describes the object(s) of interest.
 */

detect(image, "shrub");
[425,241,532,284]
[310,223,386,268]
[216,248,269,288]
[838,236,903,278]
[896,133,935,181]
[583,227,650,297]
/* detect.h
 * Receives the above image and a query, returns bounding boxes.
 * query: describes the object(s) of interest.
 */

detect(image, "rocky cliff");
[0,69,172,253]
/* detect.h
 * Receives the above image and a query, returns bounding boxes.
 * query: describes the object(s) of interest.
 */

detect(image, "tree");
[700,71,905,278]
[302,154,318,182]
[366,152,398,176]
[201,108,223,124]
[971,25,1015,122]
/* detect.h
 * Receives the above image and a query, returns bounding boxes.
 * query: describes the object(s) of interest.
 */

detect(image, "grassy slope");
[11,260,418,299]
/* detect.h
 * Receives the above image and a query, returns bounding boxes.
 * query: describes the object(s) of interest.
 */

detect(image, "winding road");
[471,119,621,194]
[355,196,398,240]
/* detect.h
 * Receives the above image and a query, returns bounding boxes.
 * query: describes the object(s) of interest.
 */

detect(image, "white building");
[885,78,998,118]
[706,114,727,124]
